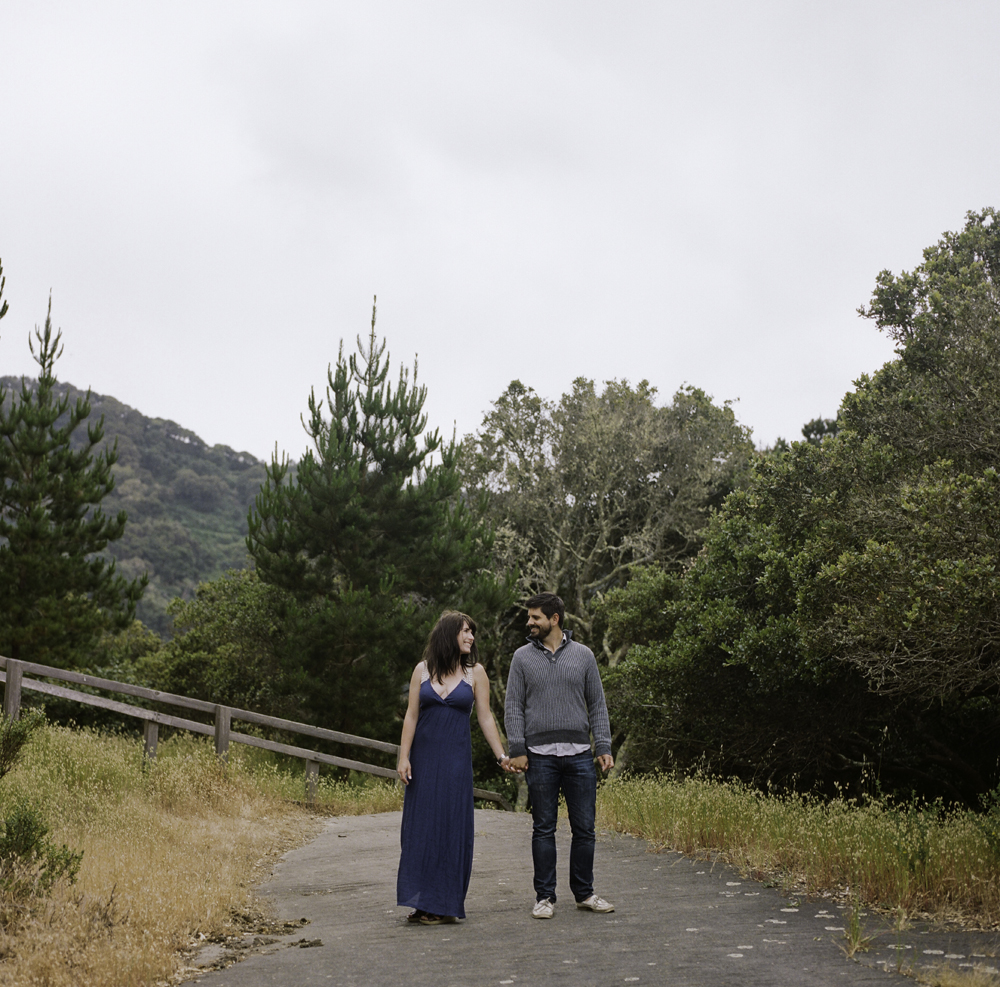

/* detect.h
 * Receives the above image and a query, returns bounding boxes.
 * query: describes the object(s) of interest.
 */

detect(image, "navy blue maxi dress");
[396,666,475,918]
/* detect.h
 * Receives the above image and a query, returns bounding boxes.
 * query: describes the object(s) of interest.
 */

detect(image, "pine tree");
[0,258,9,323]
[0,299,146,667]
[248,300,510,737]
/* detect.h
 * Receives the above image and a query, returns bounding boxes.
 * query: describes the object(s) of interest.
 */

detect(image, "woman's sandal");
[406,910,427,923]
[418,914,457,925]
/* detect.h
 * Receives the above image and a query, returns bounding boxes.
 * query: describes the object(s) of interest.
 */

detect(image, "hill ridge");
[1,375,269,633]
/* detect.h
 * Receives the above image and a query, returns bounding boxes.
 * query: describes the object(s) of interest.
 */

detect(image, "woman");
[396,610,509,925]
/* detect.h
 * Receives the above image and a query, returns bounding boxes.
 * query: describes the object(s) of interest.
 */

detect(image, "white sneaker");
[576,894,614,913]
[532,898,555,919]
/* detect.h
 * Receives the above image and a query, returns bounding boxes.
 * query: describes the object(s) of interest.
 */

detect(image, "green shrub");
[0,712,83,919]
[0,709,45,781]
[0,800,83,907]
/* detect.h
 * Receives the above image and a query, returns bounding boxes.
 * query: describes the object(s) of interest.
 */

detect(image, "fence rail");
[0,656,512,811]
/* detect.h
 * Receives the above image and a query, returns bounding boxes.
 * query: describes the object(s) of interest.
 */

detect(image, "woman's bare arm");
[472,664,508,765]
[397,663,423,784]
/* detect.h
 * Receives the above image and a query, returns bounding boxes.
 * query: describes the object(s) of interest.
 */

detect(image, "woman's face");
[457,621,475,656]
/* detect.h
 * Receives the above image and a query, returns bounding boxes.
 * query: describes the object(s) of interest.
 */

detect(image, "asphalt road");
[185,810,999,987]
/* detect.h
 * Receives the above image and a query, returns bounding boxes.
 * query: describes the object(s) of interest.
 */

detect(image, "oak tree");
[462,377,753,665]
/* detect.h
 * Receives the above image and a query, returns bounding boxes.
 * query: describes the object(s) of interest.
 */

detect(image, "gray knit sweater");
[504,632,612,758]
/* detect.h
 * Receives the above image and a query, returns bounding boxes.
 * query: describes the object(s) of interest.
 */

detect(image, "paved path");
[188,811,998,987]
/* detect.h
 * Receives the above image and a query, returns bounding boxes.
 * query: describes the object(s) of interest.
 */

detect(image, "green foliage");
[605,210,1000,803]
[0,710,44,782]
[0,800,82,905]
[94,619,164,673]
[801,416,839,445]
[139,569,296,718]
[0,304,146,667]
[462,378,753,668]
[0,705,82,916]
[0,380,269,636]
[849,206,1000,472]
[248,304,512,739]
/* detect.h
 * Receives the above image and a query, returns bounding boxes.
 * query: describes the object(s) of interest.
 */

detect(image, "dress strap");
[419,661,475,687]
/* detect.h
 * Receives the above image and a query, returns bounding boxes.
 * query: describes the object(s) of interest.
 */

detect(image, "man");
[504,592,615,919]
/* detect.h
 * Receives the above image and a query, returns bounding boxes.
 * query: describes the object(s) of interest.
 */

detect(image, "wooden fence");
[0,656,513,811]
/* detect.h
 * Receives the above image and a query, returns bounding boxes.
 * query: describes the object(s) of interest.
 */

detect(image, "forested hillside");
[0,377,266,633]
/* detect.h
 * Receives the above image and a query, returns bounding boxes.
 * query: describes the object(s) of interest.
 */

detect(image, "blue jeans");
[525,752,597,903]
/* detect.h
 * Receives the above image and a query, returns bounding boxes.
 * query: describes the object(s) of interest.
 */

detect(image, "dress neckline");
[420,661,475,701]
[426,677,473,702]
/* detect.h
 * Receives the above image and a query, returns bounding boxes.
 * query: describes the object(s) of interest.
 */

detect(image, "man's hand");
[597,754,614,773]
[505,755,528,774]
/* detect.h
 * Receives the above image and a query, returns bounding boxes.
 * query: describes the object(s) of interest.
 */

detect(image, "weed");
[840,893,875,957]
[975,787,1000,865]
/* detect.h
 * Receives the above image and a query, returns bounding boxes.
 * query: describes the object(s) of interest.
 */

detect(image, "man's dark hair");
[526,592,565,628]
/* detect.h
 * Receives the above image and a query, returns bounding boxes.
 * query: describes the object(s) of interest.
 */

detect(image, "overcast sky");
[2,2,997,461]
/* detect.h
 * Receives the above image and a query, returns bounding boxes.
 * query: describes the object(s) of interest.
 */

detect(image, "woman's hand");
[397,757,412,785]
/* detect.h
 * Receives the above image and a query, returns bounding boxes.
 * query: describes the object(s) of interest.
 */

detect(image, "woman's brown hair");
[424,610,478,684]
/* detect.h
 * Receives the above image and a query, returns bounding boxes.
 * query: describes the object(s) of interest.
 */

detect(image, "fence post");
[214,705,231,762]
[143,720,159,760]
[3,661,23,721]
[305,759,319,803]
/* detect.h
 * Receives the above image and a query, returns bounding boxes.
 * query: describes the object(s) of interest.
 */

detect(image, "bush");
[0,800,83,922]
[0,709,45,781]
[0,712,83,924]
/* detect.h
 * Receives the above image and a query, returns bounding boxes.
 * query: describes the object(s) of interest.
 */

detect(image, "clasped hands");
[501,754,614,774]
[400,753,614,780]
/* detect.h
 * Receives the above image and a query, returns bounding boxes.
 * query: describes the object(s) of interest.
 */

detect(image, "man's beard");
[529,623,548,638]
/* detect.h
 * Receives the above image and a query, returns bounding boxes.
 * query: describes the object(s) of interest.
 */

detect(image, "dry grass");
[0,725,402,987]
[912,963,1000,986]
[597,774,1000,928]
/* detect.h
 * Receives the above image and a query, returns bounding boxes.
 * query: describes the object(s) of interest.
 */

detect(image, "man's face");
[526,607,555,638]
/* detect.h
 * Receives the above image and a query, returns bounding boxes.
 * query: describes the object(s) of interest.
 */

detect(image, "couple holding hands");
[396,592,615,925]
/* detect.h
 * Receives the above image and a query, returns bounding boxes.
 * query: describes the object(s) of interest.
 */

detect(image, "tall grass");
[7,726,995,983]
[0,724,402,986]
[597,775,1000,926]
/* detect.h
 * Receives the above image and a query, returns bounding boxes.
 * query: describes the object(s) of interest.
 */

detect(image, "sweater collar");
[526,628,574,655]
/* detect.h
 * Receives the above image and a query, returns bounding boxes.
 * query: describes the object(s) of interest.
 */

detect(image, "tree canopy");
[0,301,145,667]
[461,377,753,664]
[247,302,511,737]
[603,209,1000,803]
